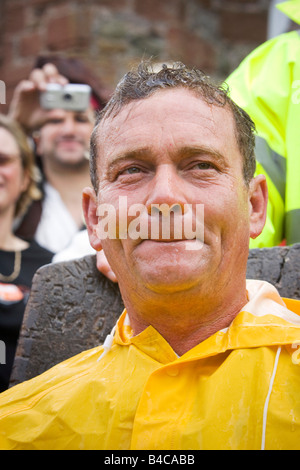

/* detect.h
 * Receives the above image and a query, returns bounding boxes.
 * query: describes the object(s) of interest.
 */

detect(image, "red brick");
[0,0,272,114]
[134,0,183,22]
[3,5,26,34]
[220,10,268,42]
[2,38,14,64]
[2,63,33,89]
[194,0,211,7]
[46,12,78,51]
[90,0,127,8]
[167,28,216,73]
[46,8,91,51]
[225,0,262,4]
[19,32,43,58]
[2,63,33,111]
[26,0,58,5]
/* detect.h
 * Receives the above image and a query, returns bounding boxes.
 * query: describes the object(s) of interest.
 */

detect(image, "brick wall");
[0,0,270,112]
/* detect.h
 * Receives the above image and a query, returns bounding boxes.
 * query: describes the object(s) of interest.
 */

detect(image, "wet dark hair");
[90,61,256,191]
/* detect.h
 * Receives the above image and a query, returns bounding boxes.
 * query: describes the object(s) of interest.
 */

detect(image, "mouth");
[56,140,84,149]
[143,237,193,242]
[139,238,204,251]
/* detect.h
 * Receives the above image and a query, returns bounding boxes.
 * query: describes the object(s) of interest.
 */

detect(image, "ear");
[82,186,103,251]
[248,174,268,239]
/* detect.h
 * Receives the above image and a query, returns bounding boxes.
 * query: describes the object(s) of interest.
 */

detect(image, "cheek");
[13,168,27,192]
[0,167,26,202]
[203,185,249,236]
[36,131,54,152]
[101,238,132,281]
[3,166,20,184]
[83,125,94,141]
[221,192,250,243]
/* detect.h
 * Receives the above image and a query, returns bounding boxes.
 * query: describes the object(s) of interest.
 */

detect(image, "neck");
[43,160,91,227]
[0,208,29,251]
[121,280,248,356]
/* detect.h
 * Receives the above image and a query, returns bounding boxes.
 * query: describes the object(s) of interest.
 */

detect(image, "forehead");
[0,127,19,153]
[41,107,95,125]
[96,88,239,163]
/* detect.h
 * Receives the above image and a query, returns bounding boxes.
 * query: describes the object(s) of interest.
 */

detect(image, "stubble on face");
[94,89,251,302]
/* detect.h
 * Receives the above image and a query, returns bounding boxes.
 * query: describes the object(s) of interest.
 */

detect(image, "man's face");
[88,89,259,297]
[36,107,94,169]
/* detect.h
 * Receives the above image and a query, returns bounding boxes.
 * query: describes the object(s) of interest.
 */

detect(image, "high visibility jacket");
[0,280,300,450]
[226,29,300,247]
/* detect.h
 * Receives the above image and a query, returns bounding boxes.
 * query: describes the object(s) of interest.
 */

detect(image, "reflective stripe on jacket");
[226,30,300,247]
[0,280,300,450]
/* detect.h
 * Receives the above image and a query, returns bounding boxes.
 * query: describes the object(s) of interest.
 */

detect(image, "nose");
[60,116,77,134]
[145,164,187,215]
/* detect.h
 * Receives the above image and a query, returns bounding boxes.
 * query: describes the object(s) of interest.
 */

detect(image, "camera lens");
[63,93,73,101]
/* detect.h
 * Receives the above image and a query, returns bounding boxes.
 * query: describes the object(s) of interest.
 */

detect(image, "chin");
[128,244,211,293]
[57,155,89,169]
[141,266,203,295]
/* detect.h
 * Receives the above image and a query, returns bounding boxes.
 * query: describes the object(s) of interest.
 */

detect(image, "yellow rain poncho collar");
[277,0,300,25]
[99,280,300,362]
[0,280,300,449]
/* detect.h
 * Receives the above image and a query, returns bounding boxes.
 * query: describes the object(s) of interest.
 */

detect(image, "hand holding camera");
[8,63,91,134]
[40,83,91,112]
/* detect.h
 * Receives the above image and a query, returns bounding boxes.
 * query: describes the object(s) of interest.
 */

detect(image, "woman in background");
[0,114,53,391]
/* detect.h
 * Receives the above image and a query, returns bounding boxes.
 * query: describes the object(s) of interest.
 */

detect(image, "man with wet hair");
[0,61,300,450]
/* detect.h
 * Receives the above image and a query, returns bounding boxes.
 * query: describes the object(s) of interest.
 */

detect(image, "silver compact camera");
[40,83,92,111]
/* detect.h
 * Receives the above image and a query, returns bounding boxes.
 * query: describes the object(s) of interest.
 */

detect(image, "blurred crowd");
[0,56,110,391]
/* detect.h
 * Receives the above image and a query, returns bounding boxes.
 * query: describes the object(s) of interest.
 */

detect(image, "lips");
[141,237,195,242]
[96,199,204,245]
[57,140,82,147]
[137,238,204,253]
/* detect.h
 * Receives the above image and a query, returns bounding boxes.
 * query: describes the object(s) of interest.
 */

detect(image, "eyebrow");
[106,148,151,173]
[178,145,228,165]
[106,144,228,175]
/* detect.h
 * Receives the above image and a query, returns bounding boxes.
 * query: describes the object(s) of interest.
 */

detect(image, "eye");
[47,118,64,125]
[0,154,19,166]
[0,155,11,165]
[76,115,90,123]
[125,167,141,174]
[115,165,149,183]
[118,166,142,177]
[192,162,214,170]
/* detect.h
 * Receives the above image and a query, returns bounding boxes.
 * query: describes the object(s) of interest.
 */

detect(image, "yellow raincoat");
[0,280,300,450]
